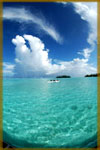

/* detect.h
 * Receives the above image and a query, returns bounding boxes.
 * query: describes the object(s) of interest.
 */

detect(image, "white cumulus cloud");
[12,35,64,77]
[3,7,62,44]
[9,34,96,78]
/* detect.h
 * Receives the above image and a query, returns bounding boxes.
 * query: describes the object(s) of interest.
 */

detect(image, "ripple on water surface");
[3,78,97,148]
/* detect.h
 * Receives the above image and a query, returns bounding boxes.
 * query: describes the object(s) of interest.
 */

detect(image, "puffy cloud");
[3,62,15,77]
[12,35,63,77]
[10,34,96,78]
[3,7,62,44]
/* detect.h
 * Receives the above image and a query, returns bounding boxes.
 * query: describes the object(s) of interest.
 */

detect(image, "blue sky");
[3,2,97,77]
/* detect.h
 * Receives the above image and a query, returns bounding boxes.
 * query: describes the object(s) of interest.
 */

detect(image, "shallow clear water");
[3,77,97,148]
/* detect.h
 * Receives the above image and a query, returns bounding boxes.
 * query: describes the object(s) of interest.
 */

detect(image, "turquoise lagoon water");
[3,77,97,148]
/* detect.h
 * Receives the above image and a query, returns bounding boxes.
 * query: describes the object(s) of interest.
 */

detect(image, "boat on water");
[48,80,60,83]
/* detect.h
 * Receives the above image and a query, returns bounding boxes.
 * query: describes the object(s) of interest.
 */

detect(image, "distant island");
[85,73,100,77]
[56,75,71,78]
